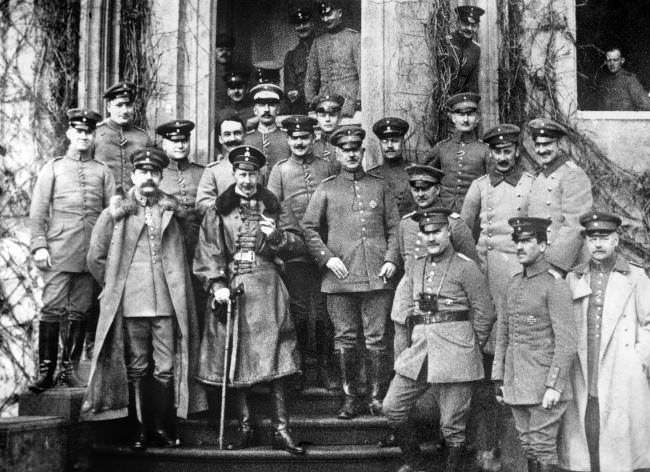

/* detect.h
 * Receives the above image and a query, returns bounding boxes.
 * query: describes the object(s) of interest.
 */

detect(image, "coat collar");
[523,257,550,278]
[65,149,93,162]
[168,158,190,171]
[572,254,630,276]
[109,188,179,221]
[215,184,280,215]
[540,153,568,177]
[489,165,524,187]
[290,154,315,165]
[450,129,479,144]
[341,168,366,181]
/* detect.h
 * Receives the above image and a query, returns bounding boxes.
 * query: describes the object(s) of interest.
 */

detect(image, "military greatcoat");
[492,258,577,405]
[94,119,152,194]
[448,31,481,94]
[304,25,360,117]
[528,154,593,272]
[193,185,305,387]
[284,36,314,114]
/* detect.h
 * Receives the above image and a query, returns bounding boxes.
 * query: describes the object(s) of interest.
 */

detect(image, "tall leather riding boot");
[315,318,339,390]
[294,317,312,390]
[337,348,362,419]
[60,319,87,388]
[128,380,147,450]
[29,321,60,393]
[527,458,538,472]
[395,424,426,471]
[270,379,305,455]
[227,389,254,450]
[367,350,386,415]
[150,379,177,447]
[445,444,466,472]
[537,462,556,472]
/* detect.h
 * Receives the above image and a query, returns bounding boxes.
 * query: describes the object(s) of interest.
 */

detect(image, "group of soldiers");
[25,1,650,472]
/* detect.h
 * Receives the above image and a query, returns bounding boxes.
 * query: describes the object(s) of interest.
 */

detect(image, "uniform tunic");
[596,69,650,111]
[448,31,481,94]
[284,36,314,115]
[527,155,593,272]
[195,158,235,214]
[304,25,360,117]
[301,169,400,293]
[425,132,489,212]
[492,258,577,405]
[369,158,414,217]
[216,100,256,129]
[159,158,204,255]
[94,119,152,194]
[461,167,534,351]
[244,127,291,173]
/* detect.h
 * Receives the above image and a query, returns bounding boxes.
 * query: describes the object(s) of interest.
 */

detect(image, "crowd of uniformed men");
[26,1,650,472]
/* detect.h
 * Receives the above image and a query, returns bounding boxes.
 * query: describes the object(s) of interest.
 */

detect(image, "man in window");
[595,46,650,111]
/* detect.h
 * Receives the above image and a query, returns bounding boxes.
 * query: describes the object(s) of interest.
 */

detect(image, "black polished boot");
[367,350,386,416]
[394,424,427,472]
[128,380,147,450]
[270,380,305,455]
[150,378,178,447]
[227,389,254,450]
[337,348,362,419]
[315,318,340,391]
[445,444,466,472]
[29,321,59,393]
[60,319,87,388]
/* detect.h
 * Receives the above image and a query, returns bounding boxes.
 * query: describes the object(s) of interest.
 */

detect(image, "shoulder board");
[96,120,108,128]
[547,268,562,280]
[402,210,416,220]
[438,137,452,144]
[456,253,471,262]
[449,212,460,219]
[565,160,578,169]
[472,40,480,47]
[276,158,289,166]
[191,161,205,169]
[321,175,337,184]
[475,174,489,183]
[345,27,360,34]
[206,160,220,168]
[246,129,256,135]
[53,155,64,161]
[366,165,383,175]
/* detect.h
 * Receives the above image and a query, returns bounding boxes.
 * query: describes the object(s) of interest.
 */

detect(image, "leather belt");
[409,310,469,325]
[233,250,256,263]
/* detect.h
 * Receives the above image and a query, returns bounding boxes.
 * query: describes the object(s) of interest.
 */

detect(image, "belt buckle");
[235,250,256,263]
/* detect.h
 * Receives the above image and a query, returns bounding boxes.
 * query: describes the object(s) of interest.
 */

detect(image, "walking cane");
[218,283,244,450]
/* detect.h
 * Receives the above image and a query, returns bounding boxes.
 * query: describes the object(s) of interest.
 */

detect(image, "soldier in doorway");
[449,5,484,94]
[214,33,235,110]
[217,69,255,129]
[284,2,316,115]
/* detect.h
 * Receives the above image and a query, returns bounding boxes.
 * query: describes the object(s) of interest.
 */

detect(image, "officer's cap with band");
[282,115,318,135]
[456,5,485,24]
[289,2,313,24]
[67,108,102,131]
[229,145,266,171]
[482,124,521,148]
[579,211,622,236]
[528,118,567,141]
[156,120,195,142]
[411,208,452,233]
[313,94,345,113]
[223,69,251,87]
[318,0,345,16]
[372,117,410,139]
[508,217,551,242]
[103,81,136,102]
[253,61,282,85]
[130,147,169,171]
[447,92,481,112]
[406,164,444,185]
[330,124,366,148]
[249,83,284,103]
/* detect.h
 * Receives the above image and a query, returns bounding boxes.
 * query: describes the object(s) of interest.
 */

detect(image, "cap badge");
[369,200,378,209]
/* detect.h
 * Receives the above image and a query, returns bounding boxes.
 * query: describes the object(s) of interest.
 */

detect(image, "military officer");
[304,0,360,117]
[217,69,255,129]
[28,108,115,393]
[196,113,247,213]
[449,6,484,94]
[193,145,305,455]
[370,117,414,217]
[84,147,204,449]
[560,212,650,472]
[312,94,344,164]
[214,34,235,110]
[284,2,316,115]
[527,118,593,273]
[302,125,400,419]
[244,83,291,174]
[268,115,338,389]
[595,47,650,111]
[383,208,495,472]
[425,92,489,212]
[94,81,152,195]
[492,217,577,472]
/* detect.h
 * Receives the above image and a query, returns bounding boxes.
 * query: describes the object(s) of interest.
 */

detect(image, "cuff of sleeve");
[316,248,335,267]
[544,365,562,392]
[31,238,48,253]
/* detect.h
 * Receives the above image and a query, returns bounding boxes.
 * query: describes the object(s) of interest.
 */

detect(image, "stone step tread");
[184,415,389,428]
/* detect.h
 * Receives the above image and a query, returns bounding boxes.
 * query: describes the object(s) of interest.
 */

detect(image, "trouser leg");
[585,396,600,472]
[516,402,567,466]
[360,291,390,414]
[127,379,147,450]
[434,382,473,471]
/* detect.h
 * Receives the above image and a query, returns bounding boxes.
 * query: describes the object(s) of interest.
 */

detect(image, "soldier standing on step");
[312,94,344,168]
[301,125,400,420]
[83,147,204,450]
[193,145,306,455]
[284,1,316,115]
[383,208,495,472]
[28,108,115,393]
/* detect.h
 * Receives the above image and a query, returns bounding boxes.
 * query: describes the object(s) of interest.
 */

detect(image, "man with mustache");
[193,145,305,454]
[460,124,534,465]
[244,83,291,174]
[83,147,204,450]
[217,69,255,130]
[383,208,495,472]
[304,0,360,118]
[493,217,577,472]
[559,212,650,472]
[527,118,592,274]
[284,2,316,115]
[448,6,484,94]
[196,114,247,213]
[370,117,415,217]
[29,108,115,393]
[267,115,338,390]
[425,92,489,212]
[312,94,344,165]
[95,81,153,195]
[302,125,400,419]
